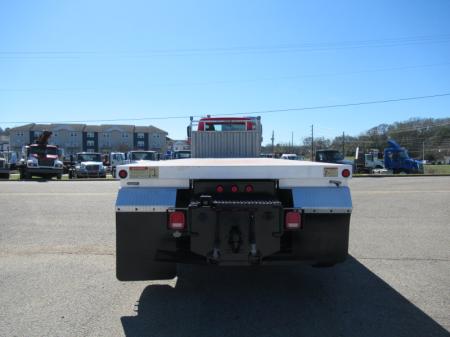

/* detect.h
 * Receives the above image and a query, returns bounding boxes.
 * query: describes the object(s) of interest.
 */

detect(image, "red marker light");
[285,211,301,230]
[216,185,224,193]
[118,170,128,179]
[231,185,239,193]
[245,185,254,193]
[342,169,351,178]
[168,211,186,230]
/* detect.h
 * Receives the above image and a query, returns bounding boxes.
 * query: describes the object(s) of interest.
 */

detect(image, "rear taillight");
[118,169,128,179]
[342,169,351,178]
[285,211,301,230]
[168,211,186,230]
[231,185,239,193]
[216,185,224,193]
[245,184,254,193]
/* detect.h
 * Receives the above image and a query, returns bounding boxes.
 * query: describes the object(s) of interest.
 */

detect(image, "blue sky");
[1,0,449,144]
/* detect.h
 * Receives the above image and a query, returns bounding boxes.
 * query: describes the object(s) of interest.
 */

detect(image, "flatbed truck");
[116,116,352,281]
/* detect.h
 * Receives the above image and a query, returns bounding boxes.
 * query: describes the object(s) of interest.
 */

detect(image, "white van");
[281,153,299,160]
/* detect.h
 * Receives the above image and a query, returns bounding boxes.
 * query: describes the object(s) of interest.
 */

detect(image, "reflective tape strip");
[292,186,352,214]
[116,205,173,213]
[115,187,177,213]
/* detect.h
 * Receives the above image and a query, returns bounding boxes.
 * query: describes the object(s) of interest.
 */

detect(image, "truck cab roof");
[197,117,259,131]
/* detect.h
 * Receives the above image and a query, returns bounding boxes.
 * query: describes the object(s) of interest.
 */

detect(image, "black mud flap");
[116,212,176,281]
[290,214,350,265]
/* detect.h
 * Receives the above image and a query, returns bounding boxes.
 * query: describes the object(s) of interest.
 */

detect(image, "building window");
[137,133,145,139]
[16,132,24,137]
[87,132,95,138]
[103,133,110,138]
[122,133,129,138]
[87,140,95,147]
[87,148,95,152]
[54,133,58,137]
[70,132,77,137]
[137,141,145,148]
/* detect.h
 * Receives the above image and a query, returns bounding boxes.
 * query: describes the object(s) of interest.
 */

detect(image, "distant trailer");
[189,116,262,158]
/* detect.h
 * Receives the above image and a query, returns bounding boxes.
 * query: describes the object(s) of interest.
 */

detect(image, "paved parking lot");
[0,177,449,337]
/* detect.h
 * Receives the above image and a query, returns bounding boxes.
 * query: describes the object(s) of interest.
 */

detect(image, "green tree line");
[263,117,450,162]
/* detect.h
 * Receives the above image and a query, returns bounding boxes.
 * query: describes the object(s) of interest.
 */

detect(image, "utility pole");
[311,125,314,161]
[342,132,345,156]
[422,141,425,161]
[271,130,275,156]
[291,132,294,153]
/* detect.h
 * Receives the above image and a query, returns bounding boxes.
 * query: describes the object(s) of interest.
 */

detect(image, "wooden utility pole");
[271,130,275,156]
[291,132,294,153]
[342,132,345,155]
[311,125,314,161]
[422,141,425,161]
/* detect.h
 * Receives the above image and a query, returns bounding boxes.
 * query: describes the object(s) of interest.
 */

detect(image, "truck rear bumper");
[26,167,63,176]
[76,171,106,178]
[116,211,350,280]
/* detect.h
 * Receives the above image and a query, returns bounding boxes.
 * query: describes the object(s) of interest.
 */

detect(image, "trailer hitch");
[228,226,242,253]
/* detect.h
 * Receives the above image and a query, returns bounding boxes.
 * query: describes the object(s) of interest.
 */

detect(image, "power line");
[2,62,450,92]
[1,33,450,58]
[238,93,450,116]
[2,92,450,125]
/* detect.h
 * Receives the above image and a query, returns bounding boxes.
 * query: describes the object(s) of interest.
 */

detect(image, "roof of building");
[9,123,35,132]
[148,125,168,134]
[99,124,135,133]
[134,126,150,133]
[8,123,169,136]
[51,124,85,132]
[30,124,53,131]
[84,125,101,132]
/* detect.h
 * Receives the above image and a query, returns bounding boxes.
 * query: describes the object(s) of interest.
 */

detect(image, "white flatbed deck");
[120,158,352,188]
[129,158,344,167]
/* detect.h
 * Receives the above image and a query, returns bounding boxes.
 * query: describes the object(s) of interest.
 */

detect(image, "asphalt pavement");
[0,177,449,337]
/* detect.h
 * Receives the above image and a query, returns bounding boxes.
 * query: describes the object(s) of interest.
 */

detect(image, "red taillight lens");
[245,184,254,193]
[168,211,186,230]
[285,211,301,230]
[231,185,239,193]
[118,169,128,179]
[216,185,224,193]
[342,169,351,178]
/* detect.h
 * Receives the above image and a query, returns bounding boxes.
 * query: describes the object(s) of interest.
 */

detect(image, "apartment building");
[49,124,85,154]
[8,123,168,156]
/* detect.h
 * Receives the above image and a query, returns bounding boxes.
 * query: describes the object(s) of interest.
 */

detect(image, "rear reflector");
[285,211,301,229]
[216,185,224,193]
[342,169,351,178]
[245,184,254,193]
[231,185,239,193]
[168,211,186,230]
[118,170,128,179]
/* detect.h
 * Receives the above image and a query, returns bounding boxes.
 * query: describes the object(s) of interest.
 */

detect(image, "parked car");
[281,153,299,160]
[172,150,191,159]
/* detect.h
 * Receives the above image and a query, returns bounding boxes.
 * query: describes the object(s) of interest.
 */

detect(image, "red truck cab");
[197,117,258,132]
